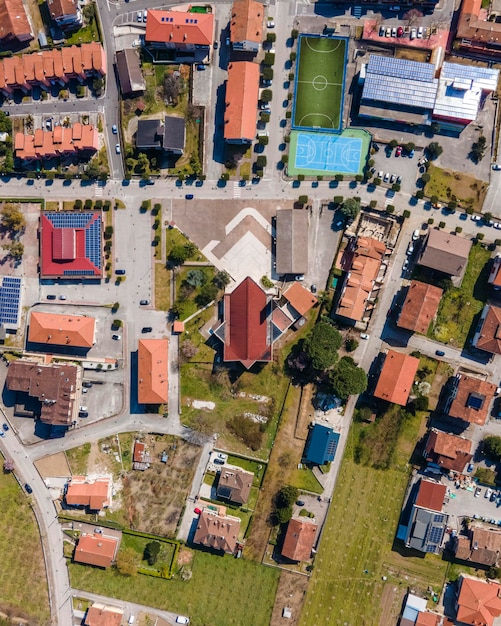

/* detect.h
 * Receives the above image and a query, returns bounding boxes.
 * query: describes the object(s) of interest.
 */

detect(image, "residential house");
[115,48,145,96]
[6,360,78,433]
[400,593,444,626]
[193,507,241,554]
[417,229,472,286]
[65,476,111,510]
[137,339,168,405]
[15,124,99,160]
[212,276,272,369]
[488,255,501,290]
[216,467,253,505]
[424,428,472,473]
[28,311,96,351]
[455,524,501,568]
[304,423,340,465]
[132,440,151,471]
[39,211,102,279]
[136,116,185,154]
[275,208,309,276]
[74,531,119,568]
[455,575,501,626]
[455,0,501,57]
[0,0,33,47]
[281,282,317,319]
[281,517,317,562]
[404,478,448,554]
[397,281,443,335]
[224,61,260,143]
[447,375,496,426]
[373,350,419,406]
[473,304,501,356]
[84,603,123,626]
[230,0,263,52]
[47,0,82,31]
[336,236,388,323]
[145,9,214,58]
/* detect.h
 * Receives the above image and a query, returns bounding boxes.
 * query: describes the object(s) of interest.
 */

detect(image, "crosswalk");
[233,182,242,198]
[94,185,103,197]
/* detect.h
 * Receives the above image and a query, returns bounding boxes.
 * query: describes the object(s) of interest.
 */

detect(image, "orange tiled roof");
[137,339,168,404]
[0,0,32,43]
[145,10,214,46]
[475,305,501,355]
[84,604,123,626]
[398,281,443,335]
[230,0,263,44]
[74,533,117,568]
[66,476,110,510]
[224,61,260,142]
[193,509,241,554]
[15,124,98,160]
[28,311,95,348]
[425,428,472,472]
[373,350,419,406]
[448,375,496,426]
[283,282,318,317]
[281,517,317,562]
[457,576,501,626]
[415,479,446,512]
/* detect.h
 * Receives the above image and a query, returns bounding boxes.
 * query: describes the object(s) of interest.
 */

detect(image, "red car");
[194,507,202,515]
[397,26,403,37]
[395,146,402,157]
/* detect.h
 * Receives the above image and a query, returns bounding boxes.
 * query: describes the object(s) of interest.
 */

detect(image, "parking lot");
[442,476,501,530]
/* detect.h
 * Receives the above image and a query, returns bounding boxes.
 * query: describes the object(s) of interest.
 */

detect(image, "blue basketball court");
[294,132,362,175]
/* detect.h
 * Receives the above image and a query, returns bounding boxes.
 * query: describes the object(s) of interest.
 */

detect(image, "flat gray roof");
[276,209,309,275]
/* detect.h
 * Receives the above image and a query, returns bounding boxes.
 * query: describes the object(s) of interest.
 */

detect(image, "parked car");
[79,411,89,418]
[492,164,501,170]
[216,453,228,462]
[112,125,117,134]
[25,484,33,494]
[213,41,218,49]
[417,26,424,38]
[59,295,66,300]
[475,487,482,497]
[467,462,474,473]
[395,145,402,157]
[47,294,57,300]
[82,381,92,388]
[112,334,121,340]
[311,284,317,294]
[79,406,88,412]
[406,242,414,256]
[377,170,383,179]
[296,500,305,507]
[115,269,126,275]
[384,172,390,183]
[402,259,409,272]
[225,36,231,46]
[360,333,370,340]
[176,618,190,625]
[385,27,391,37]
[2,423,9,432]
[396,175,402,184]
[412,229,420,241]
[410,27,417,39]
[295,274,305,281]
[435,350,445,357]
[136,10,142,21]
[194,508,202,515]
[139,299,150,305]
[471,214,482,222]
[408,149,415,158]
[185,194,194,200]
[391,27,397,37]
[390,174,396,183]
[267,20,275,28]
[143,9,147,20]
[115,143,121,154]
[141,327,152,333]
[0,430,4,438]
[491,491,498,502]
[418,156,428,166]
[196,64,206,71]
[397,26,404,36]
[486,488,493,499]
[379,26,385,36]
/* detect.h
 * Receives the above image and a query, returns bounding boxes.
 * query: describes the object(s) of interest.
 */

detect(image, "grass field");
[424,164,488,212]
[0,464,50,625]
[293,36,347,131]
[299,414,448,626]
[428,243,491,347]
[69,550,279,626]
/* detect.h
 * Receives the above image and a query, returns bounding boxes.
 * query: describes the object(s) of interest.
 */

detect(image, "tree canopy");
[304,321,341,371]
[426,142,443,160]
[1,204,25,233]
[144,541,161,566]
[340,197,361,220]
[484,436,501,461]
[329,356,367,400]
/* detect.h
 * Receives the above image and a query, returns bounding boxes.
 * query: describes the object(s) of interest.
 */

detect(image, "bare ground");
[35,452,71,478]
[270,571,309,626]
[379,583,401,626]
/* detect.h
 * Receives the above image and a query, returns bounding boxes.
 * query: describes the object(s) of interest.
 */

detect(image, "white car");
[410,27,417,39]
[136,10,142,21]
[267,20,275,28]
[417,26,424,38]
[115,143,121,154]
[407,242,414,256]
[471,214,482,222]
[176,618,190,625]
[486,488,493,499]
[377,171,383,179]
[143,10,147,20]
[492,164,501,170]
[402,259,410,272]
[79,406,88,412]
[360,333,370,340]
[412,229,420,241]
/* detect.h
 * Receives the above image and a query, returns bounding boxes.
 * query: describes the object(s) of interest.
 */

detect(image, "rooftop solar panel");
[0,275,21,326]
[367,55,436,82]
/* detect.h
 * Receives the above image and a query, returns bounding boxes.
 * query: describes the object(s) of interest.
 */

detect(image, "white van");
[128,617,135,625]
[176,618,190,625]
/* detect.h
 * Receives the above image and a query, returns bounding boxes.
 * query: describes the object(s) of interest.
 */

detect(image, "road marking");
[94,185,103,197]
[233,182,241,199]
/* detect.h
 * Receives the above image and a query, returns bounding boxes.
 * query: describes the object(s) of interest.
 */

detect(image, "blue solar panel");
[0,276,21,325]
[45,213,93,229]
[85,217,102,270]
[428,525,443,545]
[63,269,96,276]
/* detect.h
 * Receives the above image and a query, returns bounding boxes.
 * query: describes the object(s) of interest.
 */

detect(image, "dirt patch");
[295,384,314,440]
[122,435,201,537]
[177,548,194,567]
[35,453,71,478]
[270,571,309,626]
[379,583,401,626]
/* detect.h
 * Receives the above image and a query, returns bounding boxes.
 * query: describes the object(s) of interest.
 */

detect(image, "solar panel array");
[442,61,499,91]
[46,213,93,229]
[46,212,102,273]
[0,276,21,326]
[427,525,444,546]
[63,269,96,276]
[85,218,102,269]
[367,55,436,82]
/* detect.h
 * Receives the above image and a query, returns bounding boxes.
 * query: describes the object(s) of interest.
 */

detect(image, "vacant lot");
[424,164,488,211]
[155,263,171,311]
[429,243,491,347]
[299,414,448,626]
[0,463,50,625]
[69,548,279,626]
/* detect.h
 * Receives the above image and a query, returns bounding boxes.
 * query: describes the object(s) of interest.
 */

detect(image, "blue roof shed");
[304,424,339,465]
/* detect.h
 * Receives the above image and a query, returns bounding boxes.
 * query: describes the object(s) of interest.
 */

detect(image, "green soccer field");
[293,36,347,131]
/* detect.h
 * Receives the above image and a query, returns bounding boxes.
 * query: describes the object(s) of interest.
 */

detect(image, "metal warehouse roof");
[362,55,438,110]
[441,61,499,92]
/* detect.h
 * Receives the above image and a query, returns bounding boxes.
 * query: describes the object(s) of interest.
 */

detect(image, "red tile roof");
[415,479,446,512]
[145,10,214,46]
[65,476,111,510]
[456,0,501,52]
[28,311,95,348]
[137,339,168,404]
[281,518,317,562]
[415,613,441,626]
[224,62,260,142]
[84,605,123,626]
[283,282,318,317]
[475,305,501,355]
[193,509,241,554]
[448,375,496,426]
[373,350,419,406]
[74,533,118,568]
[15,124,98,160]
[0,0,32,44]
[230,0,263,44]
[222,277,272,369]
[457,576,501,626]
[425,429,472,472]
[398,281,443,335]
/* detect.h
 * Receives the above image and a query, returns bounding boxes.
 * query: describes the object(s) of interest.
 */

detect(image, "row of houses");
[14,123,98,160]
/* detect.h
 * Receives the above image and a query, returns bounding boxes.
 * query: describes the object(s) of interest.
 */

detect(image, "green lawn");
[294,36,346,130]
[65,442,91,475]
[300,414,448,626]
[290,466,324,494]
[69,550,279,626]
[0,463,50,624]
[166,228,207,262]
[154,263,171,311]
[424,164,488,211]
[175,266,216,320]
[121,533,176,575]
[429,243,491,347]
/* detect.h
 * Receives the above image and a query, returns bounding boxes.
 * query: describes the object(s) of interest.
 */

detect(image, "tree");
[136,153,150,175]
[92,77,104,95]
[276,485,299,509]
[264,52,275,66]
[427,142,443,160]
[163,72,180,106]
[256,155,267,169]
[185,269,206,288]
[484,436,501,461]
[340,197,361,220]
[1,204,25,233]
[304,321,342,371]
[345,337,359,352]
[403,8,423,24]
[329,356,367,400]
[213,270,230,290]
[471,136,487,162]
[116,547,139,576]
[261,89,272,103]
[180,339,198,363]
[168,244,194,266]
[405,142,415,153]
[2,241,24,259]
[3,458,14,472]
[196,283,218,306]
[388,139,398,149]
[144,541,161,566]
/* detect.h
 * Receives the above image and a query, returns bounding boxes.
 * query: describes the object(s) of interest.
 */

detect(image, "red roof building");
[448,375,496,426]
[84,604,123,626]
[145,10,214,49]
[397,281,443,335]
[474,305,501,356]
[74,532,118,568]
[224,62,260,143]
[28,311,96,349]
[65,476,111,510]
[415,479,447,512]
[215,277,272,369]
[39,211,102,279]
[282,282,318,317]
[456,575,501,626]
[193,508,241,554]
[281,518,317,562]
[373,350,419,406]
[230,0,263,52]
[455,0,501,57]
[0,0,33,46]
[15,123,98,160]
[137,339,168,404]
[424,428,472,473]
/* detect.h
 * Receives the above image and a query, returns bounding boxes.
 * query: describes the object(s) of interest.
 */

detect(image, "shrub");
[385,205,395,214]
[455,226,462,233]
[369,200,377,209]
[415,190,424,199]
[484,436,501,461]
[345,337,359,352]
[438,221,445,229]
[227,415,263,451]
[403,210,411,219]
[298,195,308,204]
[261,275,274,289]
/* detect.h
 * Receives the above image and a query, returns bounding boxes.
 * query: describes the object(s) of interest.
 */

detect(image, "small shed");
[173,321,184,334]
